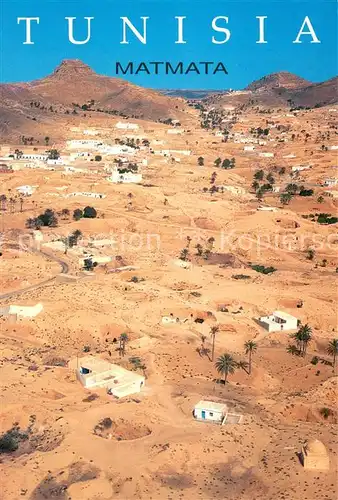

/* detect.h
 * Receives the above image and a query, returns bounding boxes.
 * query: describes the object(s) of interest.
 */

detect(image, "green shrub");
[250,264,277,275]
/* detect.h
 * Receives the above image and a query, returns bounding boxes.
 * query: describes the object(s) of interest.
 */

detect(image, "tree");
[207,237,215,252]
[83,206,97,218]
[291,324,312,356]
[210,325,219,362]
[251,180,260,191]
[83,258,97,271]
[61,208,70,219]
[244,340,257,374]
[195,243,203,256]
[180,248,189,261]
[198,156,204,166]
[214,157,222,168]
[44,136,50,146]
[306,248,315,261]
[286,183,299,194]
[280,192,292,206]
[266,173,275,184]
[215,353,237,383]
[317,196,324,203]
[210,172,217,184]
[254,169,264,181]
[119,333,129,357]
[287,344,300,356]
[73,208,83,221]
[95,155,102,162]
[327,339,338,367]
[19,197,24,213]
[129,356,146,376]
[47,149,60,160]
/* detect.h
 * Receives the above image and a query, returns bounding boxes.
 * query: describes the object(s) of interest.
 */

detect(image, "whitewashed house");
[259,152,274,158]
[16,185,36,196]
[115,122,139,130]
[67,139,102,149]
[258,310,298,332]
[244,145,255,152]
[193,401,228,423]
[47,158,65,166]
[167,129,184,135]
[323,178,338,187]
[67,192,106,199]
[70,356,145,398]
[20,153,48,161]
[0,303,43,319]
[327,145,338,151]
[292,165,312,172]
[108,167,142,184]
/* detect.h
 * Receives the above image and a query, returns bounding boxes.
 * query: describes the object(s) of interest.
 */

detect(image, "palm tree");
[210,325,219,361]
[291,324,312,356]
[327,339,338,367]
[244,340,257,374]
[215,353,237,383]
[119,333,129,357]
[237,360,249,374]
[287,344,300,356]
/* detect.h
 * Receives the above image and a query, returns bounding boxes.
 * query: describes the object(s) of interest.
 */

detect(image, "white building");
[115,122,139,130]
[258,310,298,332]
[193,400,228,423]
[167,129,184,135]
[155,149,191,156]
[99,145,135,155]
[283,154,296,159]
[323,178,338,187]
[71,356,145,398]
[20,153,48,161]
[67,139,102,149]
[67,192,106,199]
[16,185,36,196]
[327,145,338,151]
[292,165,312,172]
[107,167,142,184]
[47,158,65,166]
[259,152,274,158]
[244,145,255,152]
[0,303,43,319]
[83,129,100,136]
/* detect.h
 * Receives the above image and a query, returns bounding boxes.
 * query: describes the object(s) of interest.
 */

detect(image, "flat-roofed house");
[258,310,298,332]
[70,356,145,398]
[193,400,228,423]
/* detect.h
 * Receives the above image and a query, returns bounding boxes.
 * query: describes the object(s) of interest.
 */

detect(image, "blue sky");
[1,0,337,89]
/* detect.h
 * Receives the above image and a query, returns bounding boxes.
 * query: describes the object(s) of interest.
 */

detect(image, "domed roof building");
[300,439,330,470]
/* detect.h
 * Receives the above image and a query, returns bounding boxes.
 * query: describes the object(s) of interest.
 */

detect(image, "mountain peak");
[246,71,312,92]
[50,59,96,79]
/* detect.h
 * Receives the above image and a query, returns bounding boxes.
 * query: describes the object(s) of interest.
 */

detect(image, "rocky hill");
[0,59,195,140]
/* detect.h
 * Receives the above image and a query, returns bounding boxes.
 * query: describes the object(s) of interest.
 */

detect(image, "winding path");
[0,248,69,301]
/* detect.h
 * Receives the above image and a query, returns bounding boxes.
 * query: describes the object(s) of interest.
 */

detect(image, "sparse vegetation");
[215,353,237,383]
[250,264,276,275]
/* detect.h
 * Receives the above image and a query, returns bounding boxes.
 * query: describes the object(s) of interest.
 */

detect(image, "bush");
[73,208,83,221]
[311,356,319,365]
[319,407,331,419]
[317,213,338,225]
[0,426,29,454]
[250,264,276,275]
[26,209,58,229]
[232,274,251,280]
[95,155,102,162]
[299,189,314,197]
[83,206,97,219]
[0,433,19,453]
